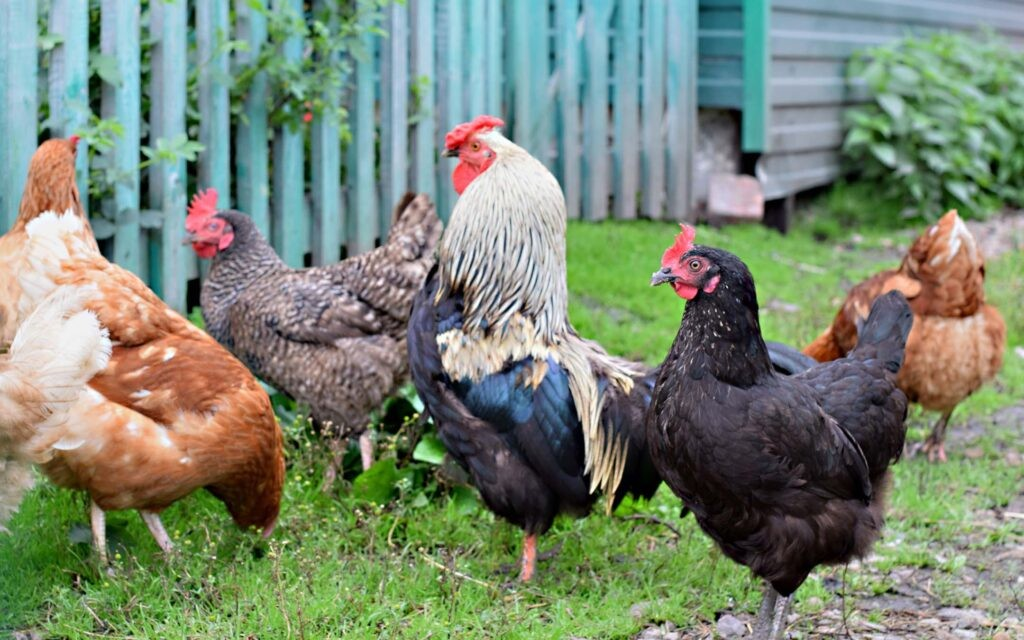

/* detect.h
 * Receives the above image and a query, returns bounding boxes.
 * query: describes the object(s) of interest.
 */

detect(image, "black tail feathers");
[765,340,818,375]
[852,291,914,373]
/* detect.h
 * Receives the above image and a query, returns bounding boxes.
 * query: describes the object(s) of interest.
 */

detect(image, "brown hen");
[4,138,284,562]
[804,210,1006,462]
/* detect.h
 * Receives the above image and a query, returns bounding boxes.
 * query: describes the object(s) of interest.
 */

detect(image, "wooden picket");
[0,0,699,312]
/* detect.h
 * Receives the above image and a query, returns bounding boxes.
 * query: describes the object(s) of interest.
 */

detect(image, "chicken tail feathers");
[851,291,913,374]
[765,340,818,375]
[384,193,443,263]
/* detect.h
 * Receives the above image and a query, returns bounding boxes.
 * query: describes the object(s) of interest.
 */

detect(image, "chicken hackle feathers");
[0,287,112,528]
[435,120,642,504]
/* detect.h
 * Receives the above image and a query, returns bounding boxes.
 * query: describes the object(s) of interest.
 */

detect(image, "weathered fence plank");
[438,0,465,221]
[381,2,410,234]
[235,0,270,238]
[48,0,89,215]
[557,0,581,220]
[411,0,436,197]
[615,0,641,220]
[347,31,378,254]
[583,0,612,220]
[0,2,38,229]
[272,0,307,267]
[311,0,342,265]
[642,0,668,219]
[198,0,231,204]
[101,0,141,273]
[667,0,698,221]
[484,0,502,115]
[148,0,188,311]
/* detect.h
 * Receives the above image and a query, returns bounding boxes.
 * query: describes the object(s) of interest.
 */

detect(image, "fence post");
[614,0,641,220]
[272,0,307,267]
[557,0,581,220]
[0,1,38,231]
[437,0,465,222]
[667,0,698,221]
[48,0,89,216]
[642,0,667,219]
[235,0,270,238]
[347,30,378,254]
[148,0,188,311]
[101,0,142,275]
[381,1,410,234]
[410,0,436,197]
[484,0,501,116]
[197,0,232,205]
[583,0,612,220]
[311,0,342,265]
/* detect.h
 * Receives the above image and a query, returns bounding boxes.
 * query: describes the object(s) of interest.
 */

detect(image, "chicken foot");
[520,533,538,582]
[359,431,375,471]
[920,410,953,463]
[753,585,791,640]
[91,500,109,565]
[140,510,174,554]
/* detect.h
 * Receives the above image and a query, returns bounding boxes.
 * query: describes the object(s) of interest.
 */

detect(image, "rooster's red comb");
[444,115,505,150]
[186,188,219,232]
[661,224,697,268]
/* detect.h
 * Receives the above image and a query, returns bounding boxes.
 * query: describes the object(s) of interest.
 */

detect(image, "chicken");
[0,136,98,345]
[804,210,1006,462]
[648,224,912,639]
[407,115,664,582]
[0,288,111,530]
[187,189,442,471]
[6,137,285,563]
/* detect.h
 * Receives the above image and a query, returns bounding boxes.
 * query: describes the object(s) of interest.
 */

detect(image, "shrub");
[843,32,1024,219]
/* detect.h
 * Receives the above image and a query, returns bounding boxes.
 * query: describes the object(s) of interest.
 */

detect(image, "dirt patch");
[635,404,1024,639]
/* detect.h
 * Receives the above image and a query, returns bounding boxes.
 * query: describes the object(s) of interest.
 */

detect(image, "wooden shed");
[697,0,1024,222]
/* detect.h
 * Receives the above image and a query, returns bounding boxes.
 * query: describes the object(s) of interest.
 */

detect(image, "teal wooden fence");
[0,0,699,313]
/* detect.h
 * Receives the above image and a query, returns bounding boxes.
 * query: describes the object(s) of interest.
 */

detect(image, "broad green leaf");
[877,94,906,121]
[870,144,898,168]
[412,434,447,466]
[352,458,399,505]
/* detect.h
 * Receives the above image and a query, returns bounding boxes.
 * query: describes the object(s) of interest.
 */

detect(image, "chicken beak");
[442,148,459,158]
[650,267,678,287]
[182,233,199,245]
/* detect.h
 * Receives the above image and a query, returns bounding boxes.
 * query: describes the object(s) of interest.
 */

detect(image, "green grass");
[2,209,1022,638]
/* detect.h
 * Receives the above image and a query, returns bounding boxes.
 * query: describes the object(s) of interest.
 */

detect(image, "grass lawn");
[1,208,1021,639]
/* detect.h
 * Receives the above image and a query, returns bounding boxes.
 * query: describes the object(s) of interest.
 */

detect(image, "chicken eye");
[207,222,219,231]
[469,141,481,152]
[688,259,701,271]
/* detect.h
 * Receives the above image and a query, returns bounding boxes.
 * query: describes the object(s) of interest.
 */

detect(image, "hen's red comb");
[186,188,219,232]
[444,115,505,150]
[661,224,696,267]
[69,135,80,148]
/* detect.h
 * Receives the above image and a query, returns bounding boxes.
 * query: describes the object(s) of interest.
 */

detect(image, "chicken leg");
[91,500,108,565]
[358,431,375,471]
[921,410,953,463]
[520,533,537,582]
[753,584,791,640]
[140,510,174,554]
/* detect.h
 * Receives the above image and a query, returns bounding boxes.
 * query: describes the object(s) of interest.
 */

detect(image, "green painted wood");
[347,31,378,254]
[272,0,306,267]
[642,0,667,219]
[311,0,342,266]
[101,0,141,274]
[0,1,38,230]
[197,0,231,204]
[381,2,409,234]
[557,0,581,220]
[667,0,698,221]
[511,0,550,157]
[48,0,89,216]
[466,0,486,117]
[147,0,187,310]
[235,0,270,238]
[614,0,640,220]
[438,0,464,222]
[583,0,612,220]
[741,0,769,152]
[484,0,502,115]
[410,0,436,196]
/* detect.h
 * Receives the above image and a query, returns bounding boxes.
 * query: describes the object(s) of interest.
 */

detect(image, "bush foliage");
[843,32,1024,219]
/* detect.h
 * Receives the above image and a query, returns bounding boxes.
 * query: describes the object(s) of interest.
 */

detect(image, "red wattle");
[193,243,217,259]
[674,282,699,300]
[452,162,478,195]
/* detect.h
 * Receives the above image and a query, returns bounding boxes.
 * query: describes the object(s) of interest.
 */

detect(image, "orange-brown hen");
[804,210,1006,462]
[3,138,285,562]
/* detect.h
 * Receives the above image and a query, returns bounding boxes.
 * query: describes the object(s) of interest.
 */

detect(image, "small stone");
[630,602,651,620]
[663,633,680,640]
[716,613,747,638]
[806,596,823,609]
[952,631,978,640]
[964,447,985,460]
[1005,451,1022,467]
[664,622,677,632]
[992,632,1011,640]
[937,608,988,629]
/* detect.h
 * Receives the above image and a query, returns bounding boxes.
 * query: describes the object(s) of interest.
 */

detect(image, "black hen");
[647,228,911,639]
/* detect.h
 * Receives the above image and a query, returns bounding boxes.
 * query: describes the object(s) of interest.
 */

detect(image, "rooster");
[804,210,1006,462]
[407,116,662,581]
[4,138,285,563]
[648,225,912,639]
[186,189,442,471]
[0,288,111,530]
